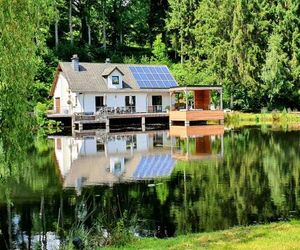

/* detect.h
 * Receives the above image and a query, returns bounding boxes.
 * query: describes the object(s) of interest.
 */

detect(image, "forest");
[1,0,300,115]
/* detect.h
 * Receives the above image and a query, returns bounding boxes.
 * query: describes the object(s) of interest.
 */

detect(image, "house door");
[152,96,162,112]
[95,96,104,112]
[125,96,136,112]
[55,97,60,113]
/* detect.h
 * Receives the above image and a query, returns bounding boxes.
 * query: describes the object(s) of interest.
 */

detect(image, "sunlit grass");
[225,112,300,127]
[103,221,300,249]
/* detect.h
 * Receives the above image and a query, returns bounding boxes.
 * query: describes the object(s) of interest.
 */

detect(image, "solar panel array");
[129,66,178,89]
[133,154,175,179]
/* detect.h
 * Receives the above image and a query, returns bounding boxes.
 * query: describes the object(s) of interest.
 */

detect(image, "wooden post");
[106,118,110,133]
[221,135,224,157]
[185,90,188,110]
[79,123,83,131]
[220,89,223,110]
[141,116,146,132]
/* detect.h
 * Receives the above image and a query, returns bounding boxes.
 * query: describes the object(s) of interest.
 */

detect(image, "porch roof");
[170,85,222,92]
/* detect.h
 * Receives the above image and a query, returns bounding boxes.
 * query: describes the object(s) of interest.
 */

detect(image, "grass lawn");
[224,112,300,125]
[103,221,300,250]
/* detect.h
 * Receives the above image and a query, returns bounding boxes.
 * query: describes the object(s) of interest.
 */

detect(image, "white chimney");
[71,54,80,71]
[105,58,111,63]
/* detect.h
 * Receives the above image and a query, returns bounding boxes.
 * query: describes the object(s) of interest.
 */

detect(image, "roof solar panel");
[162,67,169,73]
[129,66,178,89]
[144,67,151,73]
[149,67,156,74]
[147,74,154,81]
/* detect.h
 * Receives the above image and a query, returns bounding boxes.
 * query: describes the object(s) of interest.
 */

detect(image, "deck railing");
[53,105,166,120]
[171,105,222,111]
[148,105,163,113]
[47,106,72,115]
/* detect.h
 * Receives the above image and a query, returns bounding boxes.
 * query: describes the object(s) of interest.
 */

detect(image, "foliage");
[2,0,298,112]
[152,34,168,64]
[225,112,300,125]
[34,102,61,132]
[110,213,134,247]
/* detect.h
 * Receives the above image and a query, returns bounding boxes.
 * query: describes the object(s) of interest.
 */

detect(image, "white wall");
[106,94,126,109]
[136,94,147,112]
[54,137,75,177]
[106,138,127,154]
[107,69,123,89]
[80,137,97,155]
[53,73,70,114]
[136,134,148,151]
[55,88,172,114]
[147,93,172,112]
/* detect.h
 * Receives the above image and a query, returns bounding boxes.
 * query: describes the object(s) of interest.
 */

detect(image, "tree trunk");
[69,0,73,46]
[7,199,12,250]
[55,19,59,49]
[119,30,123,46]
[102,0,107,50]
[180,37,184,64]
[87,23,91,46]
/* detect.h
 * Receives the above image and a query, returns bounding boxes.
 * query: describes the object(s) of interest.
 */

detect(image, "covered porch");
[169,86,224,126]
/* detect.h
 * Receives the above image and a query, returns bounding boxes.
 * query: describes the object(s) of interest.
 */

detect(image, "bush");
[34,102,61,132]
[34,102,47,127]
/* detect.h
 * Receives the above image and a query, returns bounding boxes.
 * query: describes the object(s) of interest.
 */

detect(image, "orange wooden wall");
[194,90,210,110]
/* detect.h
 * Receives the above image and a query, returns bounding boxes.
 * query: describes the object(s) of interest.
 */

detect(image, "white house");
[50,55,178,115]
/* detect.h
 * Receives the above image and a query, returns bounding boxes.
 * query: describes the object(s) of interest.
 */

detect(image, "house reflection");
[52,127,224,191]
[52,131,175,191]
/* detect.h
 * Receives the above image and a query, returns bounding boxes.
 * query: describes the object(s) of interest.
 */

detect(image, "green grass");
[225,112,300,127]
[103,221,300,250]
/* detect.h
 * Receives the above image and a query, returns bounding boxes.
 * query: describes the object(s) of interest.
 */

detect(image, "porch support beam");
[185,90,188,110]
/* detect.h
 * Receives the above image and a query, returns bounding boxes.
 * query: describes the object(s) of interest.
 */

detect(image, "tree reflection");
[168,127,300,235]
[0,113,61,249]
[1,126,300,248]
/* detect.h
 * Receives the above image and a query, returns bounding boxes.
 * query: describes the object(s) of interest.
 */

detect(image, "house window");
[96,139,104,152]
[114,160,122,175]
[112,76,119,85]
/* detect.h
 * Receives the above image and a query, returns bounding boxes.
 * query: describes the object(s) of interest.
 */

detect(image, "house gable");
[105,68,124,89]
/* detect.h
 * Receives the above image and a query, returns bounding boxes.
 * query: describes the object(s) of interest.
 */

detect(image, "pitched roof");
[50,62,178,96]
[58,62,140,93]
[101,66,124,77]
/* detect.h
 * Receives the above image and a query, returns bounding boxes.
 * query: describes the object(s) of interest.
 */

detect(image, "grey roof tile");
[59,62,177,92]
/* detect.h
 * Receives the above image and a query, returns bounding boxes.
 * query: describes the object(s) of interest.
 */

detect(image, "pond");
[0,124,300,249]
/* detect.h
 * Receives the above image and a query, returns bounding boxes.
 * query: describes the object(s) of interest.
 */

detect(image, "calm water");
[0,125,300,249]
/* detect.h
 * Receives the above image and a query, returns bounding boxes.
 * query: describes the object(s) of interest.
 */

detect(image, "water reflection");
[1,125,300,249]
[53,126,224,191]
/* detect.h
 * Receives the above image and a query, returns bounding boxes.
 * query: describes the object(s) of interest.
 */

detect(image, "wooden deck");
[169,110,224,122]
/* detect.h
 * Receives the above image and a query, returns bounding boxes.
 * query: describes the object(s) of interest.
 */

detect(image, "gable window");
[112,76,119,85]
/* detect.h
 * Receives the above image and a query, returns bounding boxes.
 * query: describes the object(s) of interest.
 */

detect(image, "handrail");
[51,105,166,118]
[148,105,163,113]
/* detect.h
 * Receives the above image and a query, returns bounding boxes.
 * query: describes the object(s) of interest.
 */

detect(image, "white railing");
[48,106,72,115]
[148,105,163,113]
